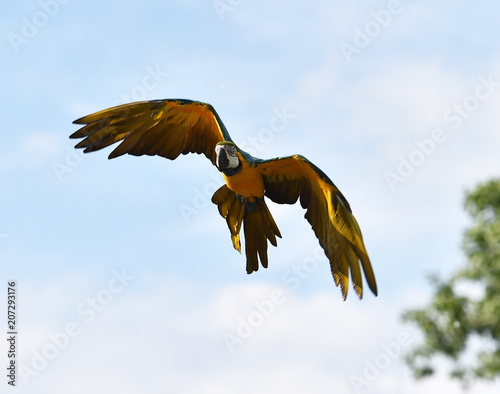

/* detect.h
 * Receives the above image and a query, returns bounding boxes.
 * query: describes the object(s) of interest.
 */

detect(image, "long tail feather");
[212,187,281,274]
[243,199,281,273]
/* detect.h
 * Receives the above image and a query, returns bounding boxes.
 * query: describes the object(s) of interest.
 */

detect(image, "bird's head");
[215,141,240,174]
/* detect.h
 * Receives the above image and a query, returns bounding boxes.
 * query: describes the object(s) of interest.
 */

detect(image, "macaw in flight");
[70,99,377,300]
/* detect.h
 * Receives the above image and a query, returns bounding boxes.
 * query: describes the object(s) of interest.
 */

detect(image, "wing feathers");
[346,246,363,299]
[70,99,232,164]
[212,185,245,253]
[261,155,377,299]
[228,197,245,251]
[358,251,378,296]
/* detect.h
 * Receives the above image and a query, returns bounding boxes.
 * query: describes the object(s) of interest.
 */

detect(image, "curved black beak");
[216,148,229,170]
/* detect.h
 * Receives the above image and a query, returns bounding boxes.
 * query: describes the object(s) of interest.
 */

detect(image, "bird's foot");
[236,194,248,205]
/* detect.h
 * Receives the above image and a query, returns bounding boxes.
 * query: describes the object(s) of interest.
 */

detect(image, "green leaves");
[403,179,500,384]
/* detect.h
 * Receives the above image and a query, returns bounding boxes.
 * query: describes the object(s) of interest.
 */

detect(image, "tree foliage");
[403,179,500,383]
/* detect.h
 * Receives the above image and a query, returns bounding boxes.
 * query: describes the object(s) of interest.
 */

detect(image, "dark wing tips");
[72,110,99,125]
[69,103,137,157]
[261,155,376,300]
[325,238,377,301]
[70,99,232,163]
[346,214,378,298]
[359,252,378,297]
[72,117,85,125]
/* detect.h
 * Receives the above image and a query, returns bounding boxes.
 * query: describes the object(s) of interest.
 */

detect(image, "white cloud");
[13,276,500,394]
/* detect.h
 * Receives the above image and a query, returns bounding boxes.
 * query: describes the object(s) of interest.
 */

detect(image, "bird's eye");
[227,146,237,156]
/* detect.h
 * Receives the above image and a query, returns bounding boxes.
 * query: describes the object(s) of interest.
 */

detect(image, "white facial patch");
[226,149,239,168]
[216,145,240,169]
[215,144,224,159]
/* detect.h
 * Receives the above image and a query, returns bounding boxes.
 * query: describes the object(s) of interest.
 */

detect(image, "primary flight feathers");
[70,99,377,300]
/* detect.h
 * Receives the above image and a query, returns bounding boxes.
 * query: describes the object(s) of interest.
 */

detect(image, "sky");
[1,0,500,393]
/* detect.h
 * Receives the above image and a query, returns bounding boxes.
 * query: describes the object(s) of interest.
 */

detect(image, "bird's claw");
[236,194,248,204]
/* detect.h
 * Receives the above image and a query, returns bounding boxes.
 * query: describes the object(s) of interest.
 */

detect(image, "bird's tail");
[212,185,282,273]
[242,197,282,273]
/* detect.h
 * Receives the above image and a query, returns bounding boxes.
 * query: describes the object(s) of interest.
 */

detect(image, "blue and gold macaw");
[70,99,377,300]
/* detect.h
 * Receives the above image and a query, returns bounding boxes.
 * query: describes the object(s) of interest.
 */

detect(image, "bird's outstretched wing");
[70,99,232,164]
[259,155,377,300]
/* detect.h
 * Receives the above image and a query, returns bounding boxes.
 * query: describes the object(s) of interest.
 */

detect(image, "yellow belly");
[223,161,264,199]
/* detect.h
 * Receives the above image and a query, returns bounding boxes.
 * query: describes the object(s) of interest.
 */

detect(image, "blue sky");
[2,0,500,393]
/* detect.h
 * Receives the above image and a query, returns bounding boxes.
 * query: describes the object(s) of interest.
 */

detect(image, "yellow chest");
[223,161,264,199]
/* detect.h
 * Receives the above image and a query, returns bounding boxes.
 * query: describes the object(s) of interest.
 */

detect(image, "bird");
[70,99,377,300]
